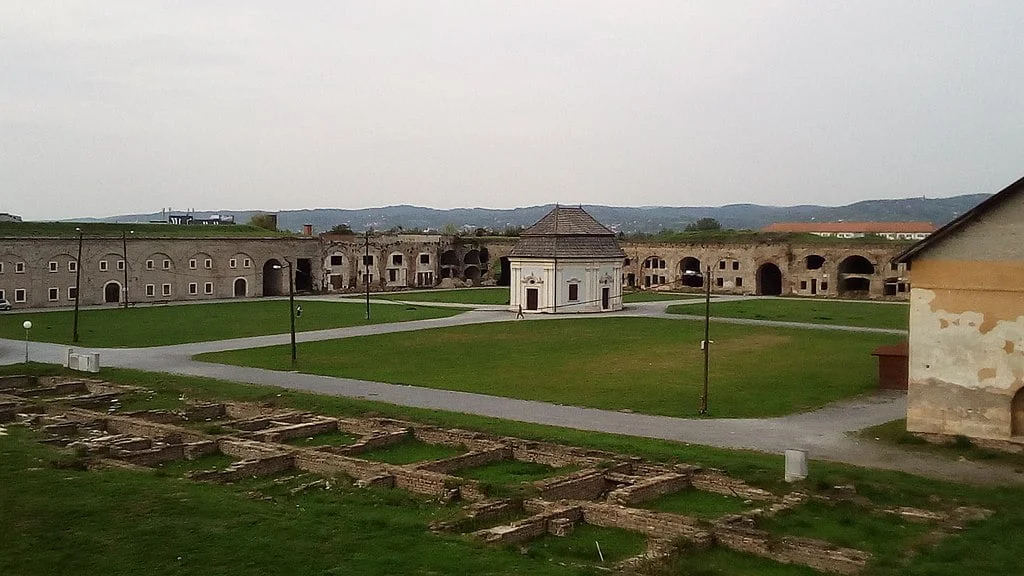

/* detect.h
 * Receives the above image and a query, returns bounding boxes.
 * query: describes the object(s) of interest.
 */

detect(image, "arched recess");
[464,250,481,266]
[440,250,458,266]
[839,255,874,295]
[103,281,122,303]
[679,257,703,288]
[233,278,248,298]
[1012,388,1024,437]
[497,257,511,286]
[756,263,783,296]
[839,255,874,275]
[464,265,481,283]
[805,255,825,270]
[263,259,284,296]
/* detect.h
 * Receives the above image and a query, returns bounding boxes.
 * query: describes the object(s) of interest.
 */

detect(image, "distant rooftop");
[511,206,625,259]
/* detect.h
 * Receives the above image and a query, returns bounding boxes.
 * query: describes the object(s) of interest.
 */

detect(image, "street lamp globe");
[23,321,32,330]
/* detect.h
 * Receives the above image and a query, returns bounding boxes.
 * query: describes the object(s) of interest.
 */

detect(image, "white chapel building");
[508,206,625,314]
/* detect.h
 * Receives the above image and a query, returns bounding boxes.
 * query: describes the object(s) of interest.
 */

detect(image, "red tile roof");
[761,222,937,234]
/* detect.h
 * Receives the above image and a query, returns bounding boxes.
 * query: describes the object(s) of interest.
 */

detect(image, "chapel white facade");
[508,206,625,314]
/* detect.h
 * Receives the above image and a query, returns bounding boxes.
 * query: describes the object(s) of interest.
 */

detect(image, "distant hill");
[71,194,989,234]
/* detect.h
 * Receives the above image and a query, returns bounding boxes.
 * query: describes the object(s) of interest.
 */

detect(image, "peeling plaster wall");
[907,251,1024,439]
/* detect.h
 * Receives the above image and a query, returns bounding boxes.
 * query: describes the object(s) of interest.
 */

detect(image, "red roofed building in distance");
[761,222,937,241]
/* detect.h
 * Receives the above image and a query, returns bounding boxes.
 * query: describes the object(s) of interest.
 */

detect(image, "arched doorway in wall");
[103,281,122,303]
[838,255,874,296]
[233,278,248,298]
[756,263,783,296]
[464,265,481,284]
[679,257,703,288]
[1012,388,1024,438]
[497,257,511,286]
[263,259,283,296]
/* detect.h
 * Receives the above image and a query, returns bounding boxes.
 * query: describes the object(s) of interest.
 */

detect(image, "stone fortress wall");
[0,231,909,309]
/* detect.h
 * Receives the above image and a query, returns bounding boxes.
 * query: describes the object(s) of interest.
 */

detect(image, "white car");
[0,298,11,311]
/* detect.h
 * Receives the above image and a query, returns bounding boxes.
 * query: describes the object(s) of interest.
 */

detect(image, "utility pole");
[699,265,712,415]
[364,230,371,321]
[287,259,296,367]
[72,228,83,343]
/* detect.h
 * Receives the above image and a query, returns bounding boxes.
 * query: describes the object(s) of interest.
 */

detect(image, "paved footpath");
[1,300,1018,486]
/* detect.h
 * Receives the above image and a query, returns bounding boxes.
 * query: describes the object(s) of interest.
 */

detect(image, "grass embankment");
[3,364,1024,575]
[859,419,1024,470]
[199,317,900,418]
[359,287,509,305]
[667,298,909,330]
[0,300,460,347]
[356,287,700,306]
[0,221,293,238]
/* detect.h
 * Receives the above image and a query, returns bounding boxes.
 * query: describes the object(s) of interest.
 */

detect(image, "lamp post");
[72,227,83,343]
[699,265,712,415]
[272,260,297,367]
[363,230,371,321]
[121,229,134,309]
[23,320,32,364]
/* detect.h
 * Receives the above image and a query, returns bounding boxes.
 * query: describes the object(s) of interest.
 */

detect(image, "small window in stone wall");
[189,283,198,294]
[15,262,25,273]
[147,260,154,270]
[230,259,237,268]
[388,269,397,282]
[419,254,430,265]
[204,282,213,295]
[800,280,807,290]
[820,282,829,291]
[49,261,58,272]
[204,259,212,269]
[68,287,77,300]
[48,287,58,301]
[331,255,343,266]
[392,254,403,266]
[146,284,155,297]
[244,258,252,268]
[735,277,743,287]
[99,260,108,272]
[718,260,726,270]
[117,260,125,271]
[69,261,77,272]
[163,259,171,270]
[732,261,739,270]
[568,284,579,301]
[716,277,724,287]
[15,288,26,302]
[189,259,197,269]
[162,284,171,296]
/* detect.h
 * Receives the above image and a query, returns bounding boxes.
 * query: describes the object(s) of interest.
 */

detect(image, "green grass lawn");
[667,298,909,330]
[359,437,466,465]
[458,460,577,486]
[522,524,646,566]
[0,300,460,347]
[858,419,1024,470]
[621,291,704,302]
[0,426,600,576]
[641,488,755,519]
[284,430,359,447]
[5,364,1024,576]
[199,317,900,418]
[359,287,510,305]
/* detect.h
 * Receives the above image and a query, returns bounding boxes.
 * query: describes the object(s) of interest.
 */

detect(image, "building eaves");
[895,175,1023,263]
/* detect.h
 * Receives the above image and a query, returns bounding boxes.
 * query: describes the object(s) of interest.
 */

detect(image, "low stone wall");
[193,454,296,482]
[121,410,185,425]
[118,444,186,466]
[251,419,339,443]
[185,403,227,422]
[293,449,388,480]
[185,440,219,460]
[0,375,35,390]
[88,411,208,443]
[217,438,291,461]
[415,447,512,474]
[334,431,409,455]
[692,470,773,501]
[579,502,713,545]
[606,473,691,506]
[412,427,502,452]
[535,469,609,501]
[473,504,584,545]
[714,525,870,575]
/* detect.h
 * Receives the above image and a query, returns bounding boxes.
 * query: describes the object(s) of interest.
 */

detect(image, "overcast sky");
[2,1,1022,220]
